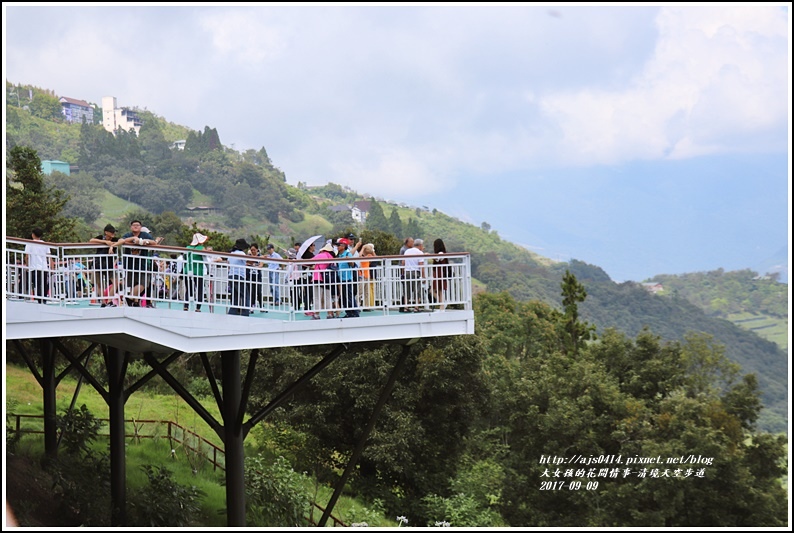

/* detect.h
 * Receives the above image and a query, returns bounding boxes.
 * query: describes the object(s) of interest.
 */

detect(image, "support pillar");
[106,347,127,526]
[40,339,58,461]
[221,349,246,527]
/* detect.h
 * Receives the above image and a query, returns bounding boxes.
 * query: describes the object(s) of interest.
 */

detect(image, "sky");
[3,3,791,282]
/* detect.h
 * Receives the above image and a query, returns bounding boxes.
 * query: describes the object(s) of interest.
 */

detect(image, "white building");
[102,96,142,136]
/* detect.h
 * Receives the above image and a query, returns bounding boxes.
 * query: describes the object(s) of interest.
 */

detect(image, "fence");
[8,413,347,526]
[6,237,471,318]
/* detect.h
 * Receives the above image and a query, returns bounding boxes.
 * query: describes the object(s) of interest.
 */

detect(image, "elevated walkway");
[5,237,474,351]
[4,236,474,527]
[6,300,473,353]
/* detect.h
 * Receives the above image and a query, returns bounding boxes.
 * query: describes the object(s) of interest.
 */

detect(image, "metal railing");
[5,237,472,319]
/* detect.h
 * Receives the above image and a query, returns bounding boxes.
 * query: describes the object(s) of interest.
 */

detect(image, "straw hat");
[191,232,208,246]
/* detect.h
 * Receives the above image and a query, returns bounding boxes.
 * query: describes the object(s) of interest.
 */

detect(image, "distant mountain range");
[757,245,789,284]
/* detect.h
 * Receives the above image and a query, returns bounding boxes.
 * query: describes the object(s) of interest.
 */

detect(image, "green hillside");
[649,271,788,352]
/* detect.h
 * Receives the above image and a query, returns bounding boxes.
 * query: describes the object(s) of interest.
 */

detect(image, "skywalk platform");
[6,299,473,353]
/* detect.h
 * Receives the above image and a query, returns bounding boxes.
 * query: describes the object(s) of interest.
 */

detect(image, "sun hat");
[320,243,334,253]
[191,232,208,246]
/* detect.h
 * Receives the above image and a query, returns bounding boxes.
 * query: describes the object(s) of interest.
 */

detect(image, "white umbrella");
[287,235,322,282]
[297,235,323,260]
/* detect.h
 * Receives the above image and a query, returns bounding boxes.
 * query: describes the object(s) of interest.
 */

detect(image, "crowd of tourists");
[15,223,453,318]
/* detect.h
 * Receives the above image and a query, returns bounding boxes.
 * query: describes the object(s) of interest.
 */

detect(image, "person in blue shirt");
[228,238,251,316]
[336,238,360,318]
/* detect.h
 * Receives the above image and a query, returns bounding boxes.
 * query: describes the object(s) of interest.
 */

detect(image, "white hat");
[191,232,208,246]
[141,227,151,233]
[320,243,334,253]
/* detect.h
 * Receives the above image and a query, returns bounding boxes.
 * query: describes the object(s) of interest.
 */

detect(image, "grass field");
[727,312,789,352]
[5,363,398,527]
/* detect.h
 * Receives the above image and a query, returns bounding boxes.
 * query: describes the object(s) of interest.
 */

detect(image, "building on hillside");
[330,201,371,224]
[185,205,222,216]
[102,96,142,136]
[641,282,664,294]
[41,160,71,176]
[329,205,351,214]
[352,200,371,223]
[59,97,94,124]
[171,139,186,150]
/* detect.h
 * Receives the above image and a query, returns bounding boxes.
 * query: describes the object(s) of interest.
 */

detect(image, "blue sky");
[3,4,790,282]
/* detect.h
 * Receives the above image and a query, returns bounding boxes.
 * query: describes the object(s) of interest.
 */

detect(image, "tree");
[405,217,422,241]
[6,145,77,241]
[29,91,62,121]
[365,200,389,233]
[560,269,594,355]
[388,208,403,238]
[45,170,102,225]
[137,117,171,168]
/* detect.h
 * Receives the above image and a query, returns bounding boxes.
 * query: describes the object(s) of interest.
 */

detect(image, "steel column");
[221,349,246,526]
[106,347,128,526]
[40,339,58,460]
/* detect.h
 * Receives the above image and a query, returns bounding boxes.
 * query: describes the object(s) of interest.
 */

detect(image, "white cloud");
[197,9,287,67]
[535,5,789,166]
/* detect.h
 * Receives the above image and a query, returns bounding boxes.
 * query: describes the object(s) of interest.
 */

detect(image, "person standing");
[312,242,337,319]
[299,242,316,315]
[266,244,283,307]
[184,232,208,312]
[228,238,251,316]
[398,237,414,312]
[120,220,161,306]
[403,238,425,312]
[89,224,120,307]
[336,238,360,318]
[247,243,264,311]
[25,228,54,304]
[430,238,449,311]
[359,243,378,310]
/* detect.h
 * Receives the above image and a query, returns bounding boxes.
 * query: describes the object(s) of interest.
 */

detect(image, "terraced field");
[728,312,788,353]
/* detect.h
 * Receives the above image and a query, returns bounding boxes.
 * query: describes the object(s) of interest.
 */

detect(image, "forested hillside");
[649,270,788,351]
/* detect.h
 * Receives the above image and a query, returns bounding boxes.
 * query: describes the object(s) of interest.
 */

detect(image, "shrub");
[56,404,104,456]
[129,465,205,526]
[245,455,311,526]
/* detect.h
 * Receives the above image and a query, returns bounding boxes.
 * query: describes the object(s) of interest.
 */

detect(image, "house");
[102,96,142,136]
[330,202,371,224]
[41,160,71,176]
[641,282,664,294]
[352,200,371,223]
[185,206,222,216]
[59,97,94,124]
[171,140,186,150]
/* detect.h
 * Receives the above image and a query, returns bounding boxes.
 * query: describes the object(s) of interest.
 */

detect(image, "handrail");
[9,413,347,526]
[6,237,472,318]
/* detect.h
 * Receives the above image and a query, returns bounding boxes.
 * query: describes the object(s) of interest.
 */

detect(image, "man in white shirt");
[402,238,425,312]
[266,244,283,306]
[25,228,54,304]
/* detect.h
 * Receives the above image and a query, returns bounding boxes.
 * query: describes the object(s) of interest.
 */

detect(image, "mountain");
[5,83,788,433]
[757,245,789,284]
